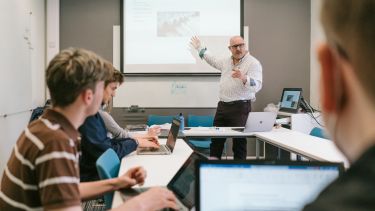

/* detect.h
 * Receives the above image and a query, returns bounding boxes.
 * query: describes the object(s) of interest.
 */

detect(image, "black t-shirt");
[303,145,375,211]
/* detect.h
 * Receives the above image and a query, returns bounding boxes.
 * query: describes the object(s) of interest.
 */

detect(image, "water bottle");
[178,113,185,131]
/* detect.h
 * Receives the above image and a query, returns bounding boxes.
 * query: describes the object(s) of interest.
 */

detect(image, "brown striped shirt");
[0,109,82,210]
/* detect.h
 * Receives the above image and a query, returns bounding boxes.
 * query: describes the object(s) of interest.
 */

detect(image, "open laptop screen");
[196,161,343,211]
[279,88,302,113]
[166,118,180,151]
[167,152,207,208]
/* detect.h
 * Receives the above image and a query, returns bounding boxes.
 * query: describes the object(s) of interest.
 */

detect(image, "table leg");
[256,138,260,159]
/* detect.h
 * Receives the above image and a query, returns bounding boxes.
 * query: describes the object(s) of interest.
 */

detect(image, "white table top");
[183,127,254,137]
[112,138,193,208]
[254,128,349,166]
[112,128,349,208]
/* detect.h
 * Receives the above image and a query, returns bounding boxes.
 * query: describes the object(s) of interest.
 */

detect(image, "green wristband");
[199,47,207,59]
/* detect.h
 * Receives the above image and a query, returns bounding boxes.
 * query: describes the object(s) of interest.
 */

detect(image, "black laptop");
[137,118,180,155]
[279,88,303,113]
[121,152,207,210]
[196,160,344,211]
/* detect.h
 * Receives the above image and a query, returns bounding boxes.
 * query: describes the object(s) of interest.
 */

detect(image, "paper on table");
[151,123,171,130]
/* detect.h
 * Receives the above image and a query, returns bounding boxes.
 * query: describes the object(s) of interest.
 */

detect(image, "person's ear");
[81,89,94,106]
[318,43,346,113]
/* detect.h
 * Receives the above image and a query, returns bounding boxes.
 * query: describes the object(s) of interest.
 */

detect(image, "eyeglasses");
[229,43,245,49]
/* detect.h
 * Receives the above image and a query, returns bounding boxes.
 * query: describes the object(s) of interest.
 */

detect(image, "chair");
[96,149,120,209]
[310,127,329,140]
[147,115,175,126]
[187,115,214,154]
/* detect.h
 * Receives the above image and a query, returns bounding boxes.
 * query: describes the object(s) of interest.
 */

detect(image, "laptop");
[137,118,180,155]
[279,88,303,113]
[233,112,277,132]
[196,160,344,211]
[120,152,207,210]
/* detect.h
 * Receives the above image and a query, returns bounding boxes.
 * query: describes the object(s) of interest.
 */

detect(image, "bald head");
[228,36,248,60]
[229,36,245,46]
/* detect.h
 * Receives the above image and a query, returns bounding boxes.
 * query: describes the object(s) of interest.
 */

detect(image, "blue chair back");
[96,149,120,209]
[187,115,214,127]
[187,115,214,148]
[309,127,329,140]
[147,115,175,126]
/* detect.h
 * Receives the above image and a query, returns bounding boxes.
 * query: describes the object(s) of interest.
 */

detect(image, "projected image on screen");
[157,12,200,37]
[123,0,242,74]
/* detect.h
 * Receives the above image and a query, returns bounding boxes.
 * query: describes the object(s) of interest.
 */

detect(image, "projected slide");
[123,0,242,74]
[157,12,200,37]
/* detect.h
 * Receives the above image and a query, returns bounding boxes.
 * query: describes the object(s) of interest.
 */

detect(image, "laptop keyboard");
[148,145,169,153]
[120,188,188,211]
[138,145,169,153]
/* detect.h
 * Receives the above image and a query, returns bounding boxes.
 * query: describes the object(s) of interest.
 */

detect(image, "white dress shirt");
[201,50,262,102]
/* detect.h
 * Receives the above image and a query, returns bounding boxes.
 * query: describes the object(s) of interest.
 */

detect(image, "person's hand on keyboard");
[137,136,160,149]
[120,187,178,211]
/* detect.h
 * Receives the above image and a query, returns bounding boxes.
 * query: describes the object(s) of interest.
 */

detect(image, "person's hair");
[103,70,124,113]
[105,69,124,87]
[46,48,113,107]
[321,0,375,103]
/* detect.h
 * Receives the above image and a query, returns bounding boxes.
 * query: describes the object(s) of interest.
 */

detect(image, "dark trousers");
[210,100,251,160]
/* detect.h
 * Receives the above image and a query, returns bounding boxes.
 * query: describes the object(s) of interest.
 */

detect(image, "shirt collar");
[232,52,250,65]
[42,109,81,141]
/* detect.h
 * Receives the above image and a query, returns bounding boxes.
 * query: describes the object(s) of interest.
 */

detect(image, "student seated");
[79,70,160,182]
[303,0,375,210]
[98,70,161,140]
[0,48,177,211]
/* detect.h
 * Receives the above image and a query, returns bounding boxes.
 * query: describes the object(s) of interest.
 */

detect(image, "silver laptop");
[120,152,207,211]
[243,112,277,132]
[137,118,180,155]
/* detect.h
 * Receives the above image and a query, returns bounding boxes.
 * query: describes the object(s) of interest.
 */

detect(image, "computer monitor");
[196,160,343,211]
[279,88,303,113]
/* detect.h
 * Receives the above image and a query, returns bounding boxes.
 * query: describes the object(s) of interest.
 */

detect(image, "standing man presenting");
[191,36,262,159]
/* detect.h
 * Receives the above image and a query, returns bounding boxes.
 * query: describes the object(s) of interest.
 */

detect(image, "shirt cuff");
[250,78,256,86]
[198,47,207,59]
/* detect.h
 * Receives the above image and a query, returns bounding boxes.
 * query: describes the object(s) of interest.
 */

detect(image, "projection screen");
[121,0,243,75]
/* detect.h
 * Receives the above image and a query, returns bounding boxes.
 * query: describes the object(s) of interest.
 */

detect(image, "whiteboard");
[113,77,220,108]
[0,0,32,115]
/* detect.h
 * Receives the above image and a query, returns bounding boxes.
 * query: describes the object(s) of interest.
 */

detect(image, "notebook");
[120,152,207,210]
[137,118,180,155]
[196,160,343,211]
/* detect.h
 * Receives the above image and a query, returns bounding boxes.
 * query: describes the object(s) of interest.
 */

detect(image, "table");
[183,127,252,138]
[254,128,348,166]
[112,138,193,208]
[113,127,349,208]
[183,127,347,166]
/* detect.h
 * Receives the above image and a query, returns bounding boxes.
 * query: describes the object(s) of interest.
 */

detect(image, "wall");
[60,0,119,62]
[310,0,324,108]
[60,0,311,112]
[0,0,46,177]
[244,0,310,111]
